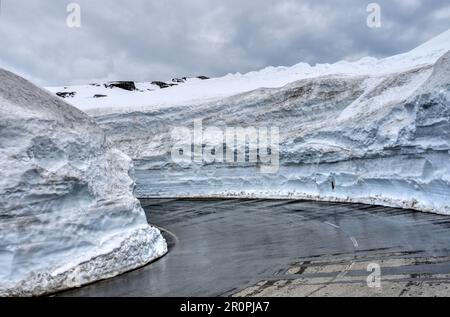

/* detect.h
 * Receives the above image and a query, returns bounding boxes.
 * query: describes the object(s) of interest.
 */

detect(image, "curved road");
[60,199,450,297]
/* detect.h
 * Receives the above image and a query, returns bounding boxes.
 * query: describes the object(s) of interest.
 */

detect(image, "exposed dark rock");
[56,92,76,98]
[172,77,187,83]
[104,81,136,91]
[93,94,108,98]
[197,76,210,80]
[151,81,177,89]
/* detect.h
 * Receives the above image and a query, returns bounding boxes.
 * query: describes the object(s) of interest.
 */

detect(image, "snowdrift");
[49,30,450,215]
[0,69,167,296]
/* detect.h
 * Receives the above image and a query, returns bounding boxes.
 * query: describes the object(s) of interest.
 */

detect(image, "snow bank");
[48,30,450,215]
[0,69,167,296]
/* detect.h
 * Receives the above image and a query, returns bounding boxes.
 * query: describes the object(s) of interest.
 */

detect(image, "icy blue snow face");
[90,52,450,215]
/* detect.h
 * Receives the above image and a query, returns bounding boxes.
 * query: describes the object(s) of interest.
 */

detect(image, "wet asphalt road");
[59,199,450,297]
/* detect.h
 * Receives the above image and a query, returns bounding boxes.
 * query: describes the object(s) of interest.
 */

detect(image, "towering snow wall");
[50,30,450,215]
[0,69,167,296]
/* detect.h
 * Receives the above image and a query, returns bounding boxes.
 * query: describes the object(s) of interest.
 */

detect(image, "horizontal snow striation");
[91,52,450,215]
[46,30,450,216]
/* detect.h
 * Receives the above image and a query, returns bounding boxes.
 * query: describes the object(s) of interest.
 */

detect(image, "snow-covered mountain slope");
[48,30,450,115]
[0,69,167,296]
[50,30,450,215]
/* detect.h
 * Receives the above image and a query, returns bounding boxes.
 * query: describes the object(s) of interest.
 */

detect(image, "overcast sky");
[0,0,449,86]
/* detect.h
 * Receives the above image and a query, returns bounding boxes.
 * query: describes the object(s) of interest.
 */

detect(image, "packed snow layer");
[50,30,450,215]
[0,69,167,296]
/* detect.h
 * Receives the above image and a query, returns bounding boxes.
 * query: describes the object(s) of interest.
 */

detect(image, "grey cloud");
[0,0,448,86]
